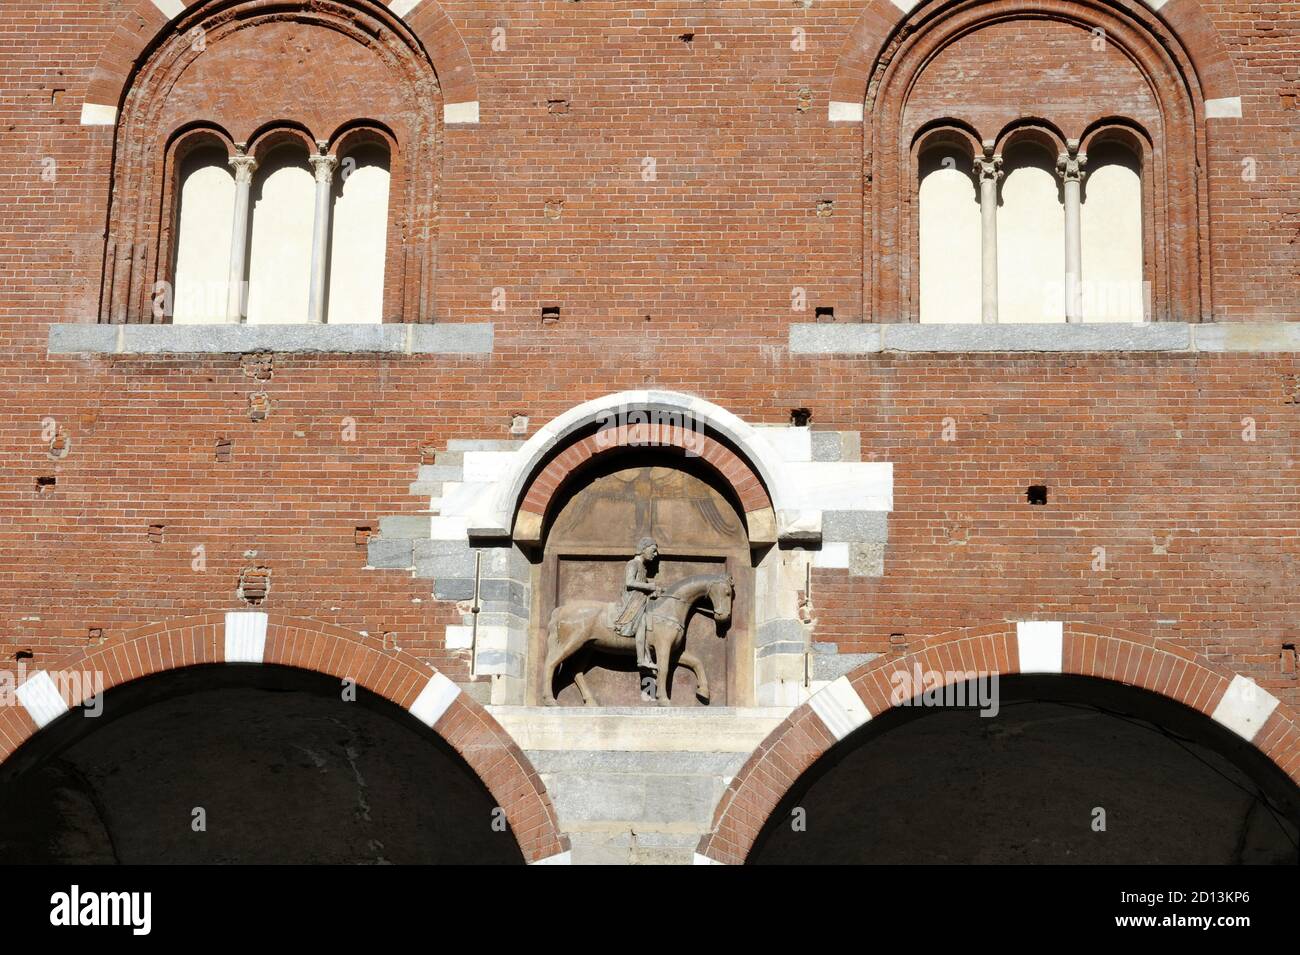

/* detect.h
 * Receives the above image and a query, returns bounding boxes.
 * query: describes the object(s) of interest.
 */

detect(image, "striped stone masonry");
[696,622,1300,865]
[368,394,894,708]
[0,613,569,864]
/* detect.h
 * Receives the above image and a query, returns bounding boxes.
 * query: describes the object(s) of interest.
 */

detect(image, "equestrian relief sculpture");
[543,536,734,705]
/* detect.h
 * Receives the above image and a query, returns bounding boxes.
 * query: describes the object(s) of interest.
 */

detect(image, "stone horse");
[543,572,734,705]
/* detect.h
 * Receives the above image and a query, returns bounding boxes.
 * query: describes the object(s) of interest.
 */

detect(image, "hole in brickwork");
[541,306,560,324]
[679,32,695,44]
[238,566,272,606]
[815,306,834,322]
[48,430,71,460]
[816,199,833,217]
[36,476,56,493]
[1283,644,1298,677]
[1027,485,1049,505]
[240,353,274,381]
[797,88,813,112]
[510,415,530,435]
[15,649,33,662]
[790,407,813,427]
[87,628,104,645]
[419,442,438,465]
[215,438,233,462]
[354,526,373,547]
[148,524,165,544]
[547,98,570,114]
[247,392,271,422]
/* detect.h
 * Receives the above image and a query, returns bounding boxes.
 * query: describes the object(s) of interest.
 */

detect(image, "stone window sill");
[790,322,1300,354]
[48,323,493,356]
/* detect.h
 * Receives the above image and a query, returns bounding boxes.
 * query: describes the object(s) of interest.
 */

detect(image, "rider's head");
[637,537,658,560]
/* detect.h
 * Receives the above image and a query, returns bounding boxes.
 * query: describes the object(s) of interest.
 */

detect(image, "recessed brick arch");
[81,0,480,125]
[850,0,1221,323]
[0,612,569,864]
[695,622,1300,864]
[828,0,1241,121]
[514,421,777,546]
[98,0,454,324]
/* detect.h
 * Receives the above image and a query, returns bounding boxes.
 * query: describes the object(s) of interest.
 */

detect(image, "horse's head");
[707,574,735,623]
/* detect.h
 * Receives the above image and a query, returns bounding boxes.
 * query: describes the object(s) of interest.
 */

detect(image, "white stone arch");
[377,393,892,710]
[462,390,892,546]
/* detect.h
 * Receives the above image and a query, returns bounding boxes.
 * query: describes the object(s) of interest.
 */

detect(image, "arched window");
[1081,131,1147,322]
[997,137,1066,324]
[913,121,1150,324]
[326,137,392,325]
[170,141,235,325]
[98,0,440,325]
[159,127,396,325]
[245,141,315,325]
[863,0,1212,323]
[917,138,981,324]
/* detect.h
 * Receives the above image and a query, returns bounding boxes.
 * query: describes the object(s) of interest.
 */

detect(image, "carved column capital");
[1056,140,1088,183]
[973,145,1003,183]
[228,152,258,184]
[309,152,339,184]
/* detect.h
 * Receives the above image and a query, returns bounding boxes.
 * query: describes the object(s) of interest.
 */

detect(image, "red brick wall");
[902,17,1160,142]
[0,1,1295,326]
[1,3,1297,705]
[6,337,1299,705]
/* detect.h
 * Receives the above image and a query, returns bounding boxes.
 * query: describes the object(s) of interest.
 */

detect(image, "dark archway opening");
[750,675,1300,864]
[0,665,524,864]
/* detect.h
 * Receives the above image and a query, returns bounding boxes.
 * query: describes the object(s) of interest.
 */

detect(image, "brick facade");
[1,0,1297,859]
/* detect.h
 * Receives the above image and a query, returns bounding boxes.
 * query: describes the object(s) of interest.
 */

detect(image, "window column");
[1057,140,1087,323]
[307,148,338,324]
[974,142,1003,324]
[225,151,257,322]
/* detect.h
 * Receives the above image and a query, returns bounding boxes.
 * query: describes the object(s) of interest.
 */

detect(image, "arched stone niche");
[367,392,892,710]
[535,457,754,707]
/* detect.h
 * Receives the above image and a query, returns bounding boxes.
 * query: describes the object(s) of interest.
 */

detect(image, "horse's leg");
[676,649,710,703]
[542,615,560,704]
[543,616,587,705]
[651,625,675,705]
[571,647,598,706]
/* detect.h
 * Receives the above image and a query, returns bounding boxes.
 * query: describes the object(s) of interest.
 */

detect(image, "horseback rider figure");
[612,537,664,670]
